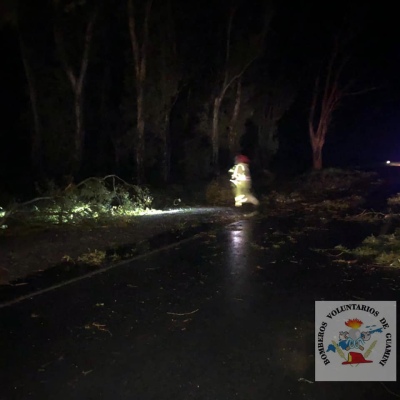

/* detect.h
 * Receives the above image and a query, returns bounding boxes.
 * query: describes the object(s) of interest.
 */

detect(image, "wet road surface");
[1,215,400,399]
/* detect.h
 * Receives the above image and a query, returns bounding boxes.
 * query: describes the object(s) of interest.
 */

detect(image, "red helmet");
[235,154,249,164]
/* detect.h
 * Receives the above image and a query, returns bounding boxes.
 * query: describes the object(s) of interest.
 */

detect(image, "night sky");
[0,0,399,193]
[271,1,400,169]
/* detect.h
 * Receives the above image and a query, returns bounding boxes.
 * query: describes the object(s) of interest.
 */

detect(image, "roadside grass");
[388,193,400,213]
[261,168,385,220]
[259,169,400,267]
[327,230,400,267]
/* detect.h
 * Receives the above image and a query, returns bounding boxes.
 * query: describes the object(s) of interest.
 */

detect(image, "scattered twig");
[167,309,199,316]
[74,174,136,191]
[92,322,112,336]
[40,360,53,369]
[0,197,54,226]
[327,251,345,257]
[346,210,386,220]
[298,378,314,384]
[380,382,400,398]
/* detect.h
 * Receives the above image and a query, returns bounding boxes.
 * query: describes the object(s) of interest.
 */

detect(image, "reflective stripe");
[231,163,250,182]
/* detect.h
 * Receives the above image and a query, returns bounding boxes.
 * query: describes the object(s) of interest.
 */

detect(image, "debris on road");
[298,378,314,384]
[167,309,199,316]
[85,322,112,336]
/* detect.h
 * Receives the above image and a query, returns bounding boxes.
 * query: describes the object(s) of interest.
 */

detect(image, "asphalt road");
[1,215,400,399]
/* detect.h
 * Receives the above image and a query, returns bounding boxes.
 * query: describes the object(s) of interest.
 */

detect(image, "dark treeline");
[0,0,397,196]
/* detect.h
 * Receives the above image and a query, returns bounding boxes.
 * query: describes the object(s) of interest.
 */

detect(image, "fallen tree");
[0,175,153,228]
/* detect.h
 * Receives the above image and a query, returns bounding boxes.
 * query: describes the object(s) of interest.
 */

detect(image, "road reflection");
[227,220,254,300]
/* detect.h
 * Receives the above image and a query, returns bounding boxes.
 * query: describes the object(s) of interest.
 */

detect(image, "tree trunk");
[128,0,152,184]
[136,83,145,182]
[228,78,241,157]
[211,96,222,169]
[19,34,42,174]
[308,39,345,172]
[209,5,265,171]
[211,61,257,170]
[210,7,235,171]
[74,13,96,171]
[54,9,96,173]
[161,112,171,183]
[98,13,112,173]
[73,90,83,168]
[312,144,323,170]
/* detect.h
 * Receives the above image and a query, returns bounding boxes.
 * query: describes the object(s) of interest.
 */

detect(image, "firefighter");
[229,154,259,207]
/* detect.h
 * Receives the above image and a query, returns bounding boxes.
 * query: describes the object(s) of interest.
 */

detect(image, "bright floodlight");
[386,160,391,164]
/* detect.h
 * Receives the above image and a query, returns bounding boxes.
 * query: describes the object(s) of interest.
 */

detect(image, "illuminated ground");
[1,215,399,399]
[0,206,240,285]
[1,167,400,398]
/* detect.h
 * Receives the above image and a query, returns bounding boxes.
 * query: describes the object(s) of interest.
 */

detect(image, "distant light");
[386,160,391,164]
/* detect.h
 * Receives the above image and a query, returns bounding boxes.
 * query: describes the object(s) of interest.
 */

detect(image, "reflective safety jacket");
[229,162,250,185]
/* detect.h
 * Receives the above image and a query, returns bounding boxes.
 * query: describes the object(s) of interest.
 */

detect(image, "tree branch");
[128,0,140,78]
[77,9,97,94]
[220,54,257,99]
[344,86,378,96]
[224,6,237,87]
[140,0,153,81]
[309,76,319,139]
[54,23,77,90]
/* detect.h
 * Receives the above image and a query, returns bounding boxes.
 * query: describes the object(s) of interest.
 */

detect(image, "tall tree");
[308,18,374,170]
[227,77,242,157]
[127,0,153,184]
[1,0,43,174]
[210,4,271,170]
[147,0,182,183]
[257,80,295,167]
[53,0,97,173]
[308,36,345,170]
[19,27,42,174]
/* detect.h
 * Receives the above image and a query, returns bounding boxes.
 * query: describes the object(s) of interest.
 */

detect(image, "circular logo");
[315,301,396,381]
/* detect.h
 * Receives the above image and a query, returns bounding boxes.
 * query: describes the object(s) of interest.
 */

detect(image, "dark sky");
[271,1,400,168]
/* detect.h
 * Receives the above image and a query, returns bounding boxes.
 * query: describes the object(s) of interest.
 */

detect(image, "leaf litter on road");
[167,308,199,316]
[298,378,314,384]
[84,322,112,336]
